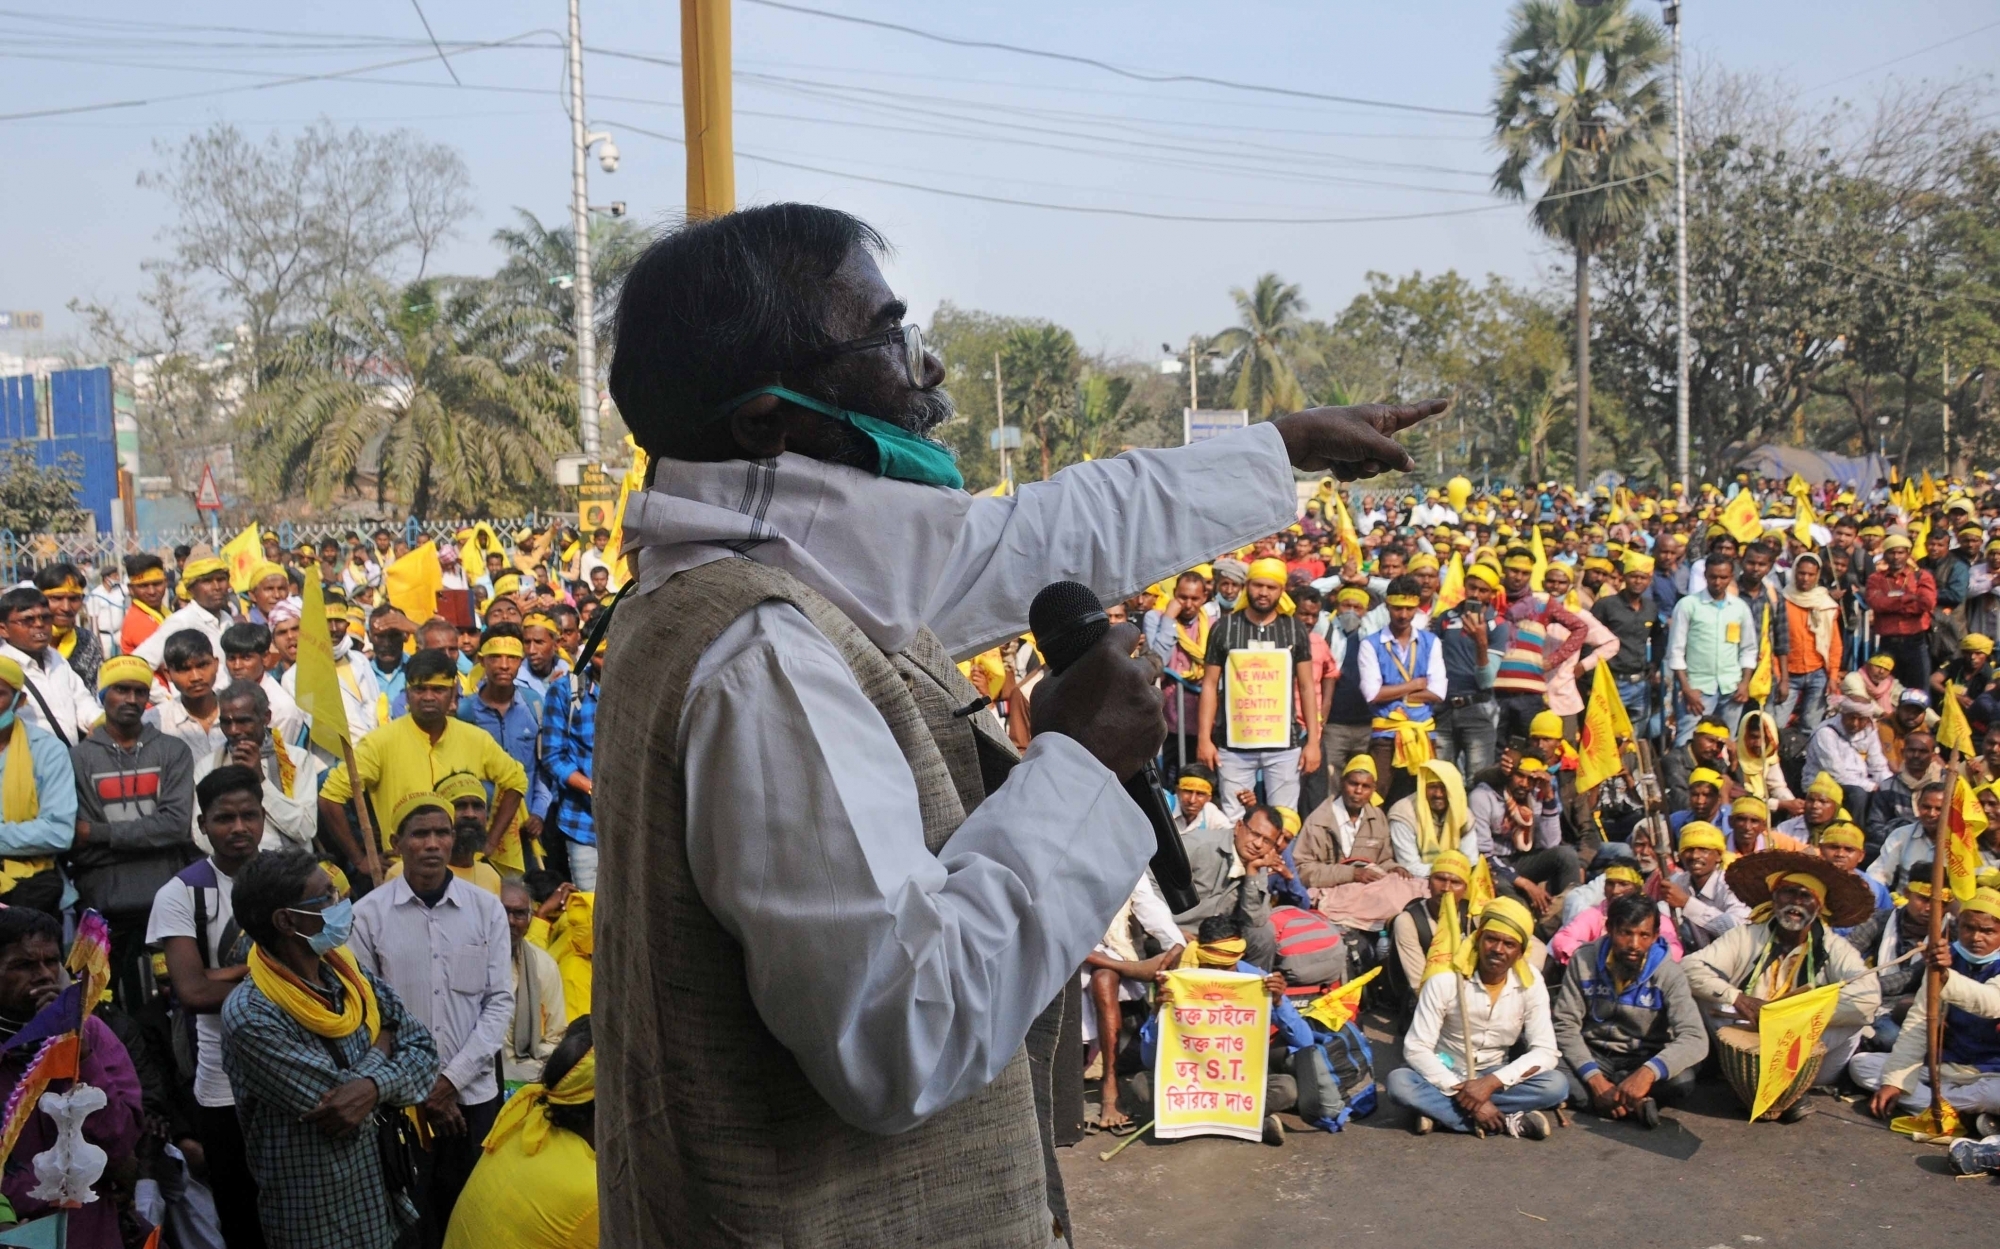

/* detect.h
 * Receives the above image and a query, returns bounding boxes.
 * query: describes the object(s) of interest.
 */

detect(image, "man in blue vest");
[1361,574,1447,799]
[1854,888,2000,1137]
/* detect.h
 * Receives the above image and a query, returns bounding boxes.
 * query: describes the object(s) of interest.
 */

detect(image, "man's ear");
[727,393,790,458]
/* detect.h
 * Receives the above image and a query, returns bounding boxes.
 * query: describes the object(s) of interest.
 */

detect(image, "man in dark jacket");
[1551,893,1710,1128]
[69,655,196,1010]
[1175,806,1286,971]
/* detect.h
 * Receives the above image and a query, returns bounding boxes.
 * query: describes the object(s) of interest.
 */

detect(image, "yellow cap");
[1528,711,1563,739]
[97,655,154,691]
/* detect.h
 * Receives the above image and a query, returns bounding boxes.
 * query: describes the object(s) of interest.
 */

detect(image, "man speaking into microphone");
[594,204,1440,1247]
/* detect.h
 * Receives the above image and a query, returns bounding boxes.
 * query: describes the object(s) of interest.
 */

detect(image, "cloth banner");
[1750,980,1842,1121]
[1154,969,1270,1142]
[221,522,263,593]
[1945,773,1988,901]
[1224,649,1292,750]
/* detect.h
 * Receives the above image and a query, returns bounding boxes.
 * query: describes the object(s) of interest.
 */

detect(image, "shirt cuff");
[1577,1060,1604,1081]
[1645,1056,1670,1082]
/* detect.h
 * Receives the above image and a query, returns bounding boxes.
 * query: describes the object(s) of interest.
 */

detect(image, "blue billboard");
[0,367,119,532]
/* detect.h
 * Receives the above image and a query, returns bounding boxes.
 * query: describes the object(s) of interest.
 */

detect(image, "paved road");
[1060,1017,1993,1248]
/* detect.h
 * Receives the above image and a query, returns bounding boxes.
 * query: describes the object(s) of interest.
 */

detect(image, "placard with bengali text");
[1225,648,1293,750]
[1153,969,1269,1142]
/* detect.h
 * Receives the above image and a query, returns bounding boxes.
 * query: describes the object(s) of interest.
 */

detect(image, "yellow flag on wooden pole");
[1937,682,1976,758]
[603,435,650,590]
[1750,981,1844,1121]
[1576,664,1629,793]
[1300,966,1382,1033]
[384,541,443,624]
[294,566,350,758]
[1793,492,1817,547]
[1435,553,1466,613]
[1719,489,1763,544]
[221,522,263,593]
[1421,892,1461,983]
[1529,524,1548,592]
[1945,772,1989,902]
[1467,855,1496,915]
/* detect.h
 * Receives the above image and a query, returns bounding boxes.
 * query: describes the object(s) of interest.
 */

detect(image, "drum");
[1716,1025,1825,1121]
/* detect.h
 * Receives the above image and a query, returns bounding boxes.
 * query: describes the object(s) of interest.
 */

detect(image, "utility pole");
[567,0,599,463]
[1943,348,1952,476]
[993,351,1009,492]
[1187,337,1200,411]
[1666,0,1691,490]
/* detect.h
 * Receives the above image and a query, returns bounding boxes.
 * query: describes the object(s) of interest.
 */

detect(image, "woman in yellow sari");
[445,1017,597,1249]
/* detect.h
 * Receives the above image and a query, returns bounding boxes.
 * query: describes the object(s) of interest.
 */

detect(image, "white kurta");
[0,643,100,743]
[623,421,1299,1135]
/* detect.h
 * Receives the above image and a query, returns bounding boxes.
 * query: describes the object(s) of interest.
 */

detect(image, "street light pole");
[567,0,600,464]
[1667,1,1690,490]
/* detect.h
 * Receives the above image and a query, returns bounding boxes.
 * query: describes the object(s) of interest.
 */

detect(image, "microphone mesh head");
[1028,580,1108,674]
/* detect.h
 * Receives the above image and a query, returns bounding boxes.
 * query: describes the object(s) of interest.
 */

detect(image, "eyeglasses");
[823,323,927,388]
[285,891,337,915]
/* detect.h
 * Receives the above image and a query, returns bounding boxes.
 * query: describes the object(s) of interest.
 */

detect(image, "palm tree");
[489,208,648,378]
[1493,0,1670,487]
[1211,274,1319,418]
[238,277,573,515]
[998,323,1080,480]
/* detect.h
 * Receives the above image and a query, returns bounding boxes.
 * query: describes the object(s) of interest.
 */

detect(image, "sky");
[1,0,1997,364]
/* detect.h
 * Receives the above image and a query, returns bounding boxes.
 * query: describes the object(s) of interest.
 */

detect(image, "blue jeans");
[1772,668,1829,736]
[567,840,599,892]
[1615,674,1660,743]
[1670,686,1745,747]
[1433,699,1498,778]
[1385,1066,1568,1133]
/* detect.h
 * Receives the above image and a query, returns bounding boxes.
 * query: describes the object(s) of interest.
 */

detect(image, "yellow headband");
[1406,553,1439,572]
[1867,653,1897,670]
[408,675,457,690]
[1966,633,1995,656]
[1766,871,1828,906]
[42,579,82,596]
[1693,723,1732,741]
[1246,557,1289,587]
[1335,587,1370,608]
[482,1048,595,1156]
[522,612,557,632]
[1688,766,1726,791]
[1960,887,2000,922]
[1384,594,1421,608]
[249,561,288,587]
[1731,795,1769,822]
[1624,554,1656,575]
[1503,555,1534,570]
[1430,849,1472,881]
[1602,865,1645,887]
[128,568,167,587]
[1905,879,1950,901]
[1514,757,1548,776]
[480,636,525,659]
[1193,936,1248,969]
[1816,823,1865,850]
[390,791,452,834]
[1464,897,1537,985]
[435,772,488,806]
[181,557,228,583]
[97,655,154,692]
[1178,777,1213,796]
[1678,821,1726,853]
[1343,754,1378,779]
[492,574,524,596]
[1466,564,1500,589]
[1806,771,1845,802]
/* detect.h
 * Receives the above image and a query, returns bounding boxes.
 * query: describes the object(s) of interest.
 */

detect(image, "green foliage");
[236,277,573,516]
[1211,274,1317,418]
[0,448,91,534]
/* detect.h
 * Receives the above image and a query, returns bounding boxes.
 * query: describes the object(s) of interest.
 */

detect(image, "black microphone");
[1028,580,1200,914]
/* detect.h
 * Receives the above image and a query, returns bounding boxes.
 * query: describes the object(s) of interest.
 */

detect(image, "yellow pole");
[681,0,735,217]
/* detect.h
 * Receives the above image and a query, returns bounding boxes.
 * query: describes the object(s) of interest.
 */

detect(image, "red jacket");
[1864,564,1937,635]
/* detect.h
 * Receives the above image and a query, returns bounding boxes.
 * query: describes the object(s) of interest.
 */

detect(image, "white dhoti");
[1849,1054,2000,1114]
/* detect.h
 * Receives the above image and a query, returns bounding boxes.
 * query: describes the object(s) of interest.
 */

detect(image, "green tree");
[0,449,90,534]
[1211,274,1318,418]
[998,323,1081,480]
[926,301,1033,490]
[491,208,648,354]
[1493,0,1671,486]
[238,277,572,516]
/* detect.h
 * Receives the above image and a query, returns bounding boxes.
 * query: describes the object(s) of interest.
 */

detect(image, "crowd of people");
[0,524,607,1248]
[5,466,2000,1247]
[964,470,2000,1162]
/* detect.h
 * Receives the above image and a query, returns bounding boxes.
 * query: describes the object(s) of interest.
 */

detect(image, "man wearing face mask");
[1854,888,2000,1135]
[1683,850,1881,1110]
[598,204,1441,1246]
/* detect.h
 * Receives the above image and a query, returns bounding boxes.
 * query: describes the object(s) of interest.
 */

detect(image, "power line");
[406,0,460,86]
[1801,18,2000,95]
[738,0,1487,119]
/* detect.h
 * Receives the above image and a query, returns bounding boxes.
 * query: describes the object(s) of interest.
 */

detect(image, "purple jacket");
[1,1015,144,1248]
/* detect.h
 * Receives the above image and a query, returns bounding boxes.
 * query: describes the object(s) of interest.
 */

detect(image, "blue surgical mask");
[1953,940,2000,967]
[713,386,963,490]
[306,899,353,956]
[0,710,15,733]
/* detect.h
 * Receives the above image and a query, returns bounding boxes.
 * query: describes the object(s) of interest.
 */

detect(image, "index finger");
[1375,398,1451,432]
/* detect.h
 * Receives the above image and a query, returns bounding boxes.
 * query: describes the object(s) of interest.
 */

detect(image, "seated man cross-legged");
[1551,893,1710,1128]
[1386,897,1569,1138]
[1852,888,2000,1137]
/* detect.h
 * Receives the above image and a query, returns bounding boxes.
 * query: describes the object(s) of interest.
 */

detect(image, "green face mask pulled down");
[710,386,964,491]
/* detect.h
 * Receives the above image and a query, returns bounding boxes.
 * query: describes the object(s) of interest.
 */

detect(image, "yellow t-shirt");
[527,897,592,1021]
[442,1122,597,1249]
[319,715,530,870]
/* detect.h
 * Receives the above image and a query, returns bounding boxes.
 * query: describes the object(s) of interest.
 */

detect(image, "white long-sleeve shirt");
[1403,964,1559,1092]
[1802,718,1893,792]
[622,422,1299,1136]
[0,642,100,744]
[1670,867,1750,953]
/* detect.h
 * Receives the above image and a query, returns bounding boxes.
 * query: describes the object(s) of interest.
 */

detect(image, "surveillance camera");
[609,201,627,218]
[598,139,620,174]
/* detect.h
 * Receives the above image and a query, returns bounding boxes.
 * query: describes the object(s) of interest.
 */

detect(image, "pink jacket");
[1550,899,1683,965]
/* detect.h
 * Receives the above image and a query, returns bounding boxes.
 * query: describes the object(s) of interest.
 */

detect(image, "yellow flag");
[221,522,263,593]
[293,566,351,756]
[1920,469,1938,507]
[1529,524,1548,592]
[1792,492,1816,548]
[1745,605,1774,700]
[1750,980,1844,1121]
[1333,491,1363,571]
[1912,517,1930,561]
[1938,682,1976,758]
[603,435,650,590]
[1576,664,1628,792]
[1785,473,1809,500]
[1467,854,1496,915]
[1300,966,1382,1033]
[1719,489,1763,544]
[1946,772,1989,901]
[384,541,443,623]
[1890,1101,1962,1139]
[1421,891,1461,983]
[1435,553,1466,613]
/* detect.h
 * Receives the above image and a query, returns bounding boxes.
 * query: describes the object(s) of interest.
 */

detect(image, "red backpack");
[1269,905,1345,997]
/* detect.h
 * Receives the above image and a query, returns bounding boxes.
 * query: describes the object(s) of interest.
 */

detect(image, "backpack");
[165,859,241,1084]
[1291,1020,1379,1130]
[1270,905,1344,996]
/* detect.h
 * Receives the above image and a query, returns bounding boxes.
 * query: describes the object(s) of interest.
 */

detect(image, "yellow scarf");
[132,599,165,624]
[52,628,75,659]
[1408,760,1468,860]
[1173,611,1210,680]
[271,730,296,798]
[1,716,37,824]
[483,1049,595,1156]
[247,944,380,1042]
